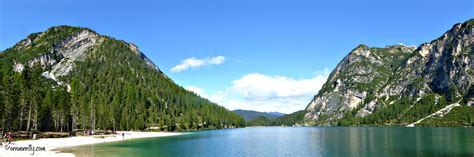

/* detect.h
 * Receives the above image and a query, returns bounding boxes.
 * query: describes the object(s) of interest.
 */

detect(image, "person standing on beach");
[122,133,125,139]
[6,132,13,144]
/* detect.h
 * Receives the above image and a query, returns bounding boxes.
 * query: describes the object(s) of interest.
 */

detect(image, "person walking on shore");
[6,132,13,144]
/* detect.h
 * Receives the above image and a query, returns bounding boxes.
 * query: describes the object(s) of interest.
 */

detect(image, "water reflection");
[64,127,474,157]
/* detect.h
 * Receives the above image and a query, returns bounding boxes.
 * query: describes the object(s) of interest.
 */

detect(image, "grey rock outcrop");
[305,44,415,123]
[305,19,473,124]
[6,26,164,90]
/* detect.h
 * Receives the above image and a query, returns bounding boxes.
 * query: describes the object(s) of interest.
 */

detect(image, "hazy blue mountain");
[267,112,286,117]
[233,109,285,121]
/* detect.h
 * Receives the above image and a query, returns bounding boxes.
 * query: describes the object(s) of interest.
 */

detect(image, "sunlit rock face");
[305,44,415,124]
[6,26,165,90]
[305,20,473,125]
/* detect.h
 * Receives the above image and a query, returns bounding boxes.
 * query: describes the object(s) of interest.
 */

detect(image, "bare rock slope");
[305,19,473,126]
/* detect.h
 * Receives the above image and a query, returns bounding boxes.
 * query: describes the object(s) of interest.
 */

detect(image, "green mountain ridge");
[305,19,474,127]
[233,109,285,121]
[0,26,245,132]
[246,110,306,126]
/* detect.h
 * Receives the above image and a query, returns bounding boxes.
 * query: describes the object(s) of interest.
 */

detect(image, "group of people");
[84,129,95,136]
[0,131,14,145]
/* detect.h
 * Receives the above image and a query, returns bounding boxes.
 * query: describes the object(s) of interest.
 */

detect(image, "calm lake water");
[65,127,474,157]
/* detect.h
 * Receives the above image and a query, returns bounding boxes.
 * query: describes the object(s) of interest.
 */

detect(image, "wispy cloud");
[185,86,207,96]
[171,56,225,72]
[184,69,330,114]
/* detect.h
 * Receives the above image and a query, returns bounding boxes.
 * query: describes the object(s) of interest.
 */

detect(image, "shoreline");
[0,131,183,157]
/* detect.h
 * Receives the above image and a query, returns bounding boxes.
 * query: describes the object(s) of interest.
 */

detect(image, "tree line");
[0,27,245,132]
[246,110,306,126]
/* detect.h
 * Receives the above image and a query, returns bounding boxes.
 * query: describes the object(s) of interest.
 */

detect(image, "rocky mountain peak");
[383,19,473,98]
[305,19,473,125]
[0,25,246,132]
[305,43,415,123]
[4,25,165,91]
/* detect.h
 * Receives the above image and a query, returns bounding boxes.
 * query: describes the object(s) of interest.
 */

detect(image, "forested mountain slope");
[245,110,306,126]
[0,26,245,132]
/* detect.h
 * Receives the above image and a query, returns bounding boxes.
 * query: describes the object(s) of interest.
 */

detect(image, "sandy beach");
[0,131,183,157]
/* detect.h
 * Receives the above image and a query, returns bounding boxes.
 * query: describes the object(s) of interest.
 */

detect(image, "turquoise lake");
[64,127,474,157]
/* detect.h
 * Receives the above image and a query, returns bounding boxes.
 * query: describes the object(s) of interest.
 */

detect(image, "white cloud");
[171,56,225,72]
[185,86,207,96]
[231,73,328,100]
[185,70,330,114]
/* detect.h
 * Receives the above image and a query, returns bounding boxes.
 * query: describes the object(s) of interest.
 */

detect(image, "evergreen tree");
[0,26,245,133]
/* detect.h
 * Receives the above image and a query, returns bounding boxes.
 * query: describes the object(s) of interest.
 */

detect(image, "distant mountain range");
[242,110,306,126]
[267,112,286,117]
[305,19,474,127]
[233,109,286,121]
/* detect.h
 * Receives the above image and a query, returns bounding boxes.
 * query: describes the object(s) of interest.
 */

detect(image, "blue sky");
[1,0,473,113]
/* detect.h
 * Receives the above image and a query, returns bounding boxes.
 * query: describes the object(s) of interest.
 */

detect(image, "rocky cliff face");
[381,21,473,103]
[7,26,162,89]
[305,19,473,125]
[305,44,416,123]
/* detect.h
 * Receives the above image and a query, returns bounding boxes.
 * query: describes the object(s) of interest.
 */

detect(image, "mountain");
[245,110,306,126]
[267,112,286,117]
[0,26,245,132]
[233,109,285,121]
[272,110,306,126]
[305,19,474,127]
[246,116,273,126]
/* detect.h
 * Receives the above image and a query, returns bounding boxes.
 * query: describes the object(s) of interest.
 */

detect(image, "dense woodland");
[246,110,306,126]
[0,26,245,133]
